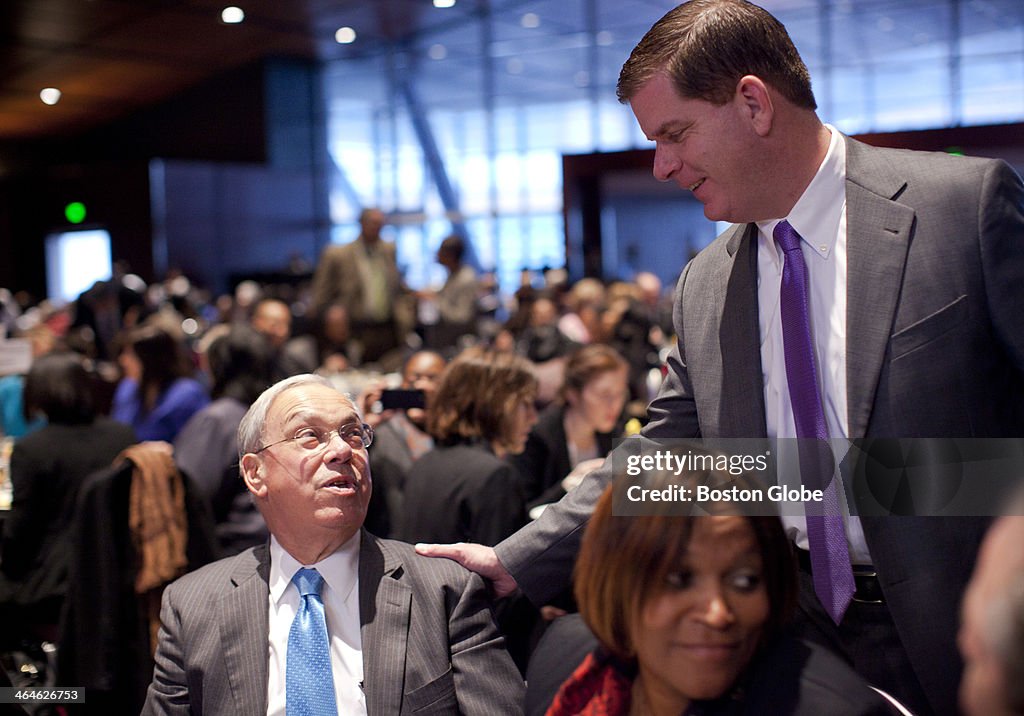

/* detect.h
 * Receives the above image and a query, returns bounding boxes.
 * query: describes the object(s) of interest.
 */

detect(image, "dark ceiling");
[0,0,505,141]
[4,0,1024,146]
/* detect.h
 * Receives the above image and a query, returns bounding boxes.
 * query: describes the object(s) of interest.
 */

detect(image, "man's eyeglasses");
[255,422,374,454]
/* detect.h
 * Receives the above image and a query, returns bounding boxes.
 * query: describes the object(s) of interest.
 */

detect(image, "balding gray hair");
[237,373,347,460]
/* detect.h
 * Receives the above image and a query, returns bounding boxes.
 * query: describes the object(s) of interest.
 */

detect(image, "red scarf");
[546,651,634,716]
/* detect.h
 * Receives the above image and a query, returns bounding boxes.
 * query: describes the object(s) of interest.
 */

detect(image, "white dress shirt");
[266,534,367,716]
[755,125,871,565]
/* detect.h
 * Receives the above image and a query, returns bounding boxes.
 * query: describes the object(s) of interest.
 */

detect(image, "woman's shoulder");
[420,441,504,468]
[161,376,210,406]
[167,375,207,394]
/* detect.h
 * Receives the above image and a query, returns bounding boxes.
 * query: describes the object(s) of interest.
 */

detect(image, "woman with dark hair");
[174,325,274,554]
[111,324,209,442]
[512,343,629,513]
[399,347,538,547]
[0,352,136,628]
[530,456,897,716]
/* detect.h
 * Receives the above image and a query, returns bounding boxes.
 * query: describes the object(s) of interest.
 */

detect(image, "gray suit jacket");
[496,136,1024,714]
[142,530,524,715]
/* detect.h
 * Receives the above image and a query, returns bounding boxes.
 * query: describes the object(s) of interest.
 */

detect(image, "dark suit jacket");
[366,415,428,538]
[141,531,524,715]
[399,442,527,547]
[1,417,136,611]
[496,137,1024,715]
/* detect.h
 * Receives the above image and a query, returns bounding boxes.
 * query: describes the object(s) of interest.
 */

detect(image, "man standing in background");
[311,208,413,366]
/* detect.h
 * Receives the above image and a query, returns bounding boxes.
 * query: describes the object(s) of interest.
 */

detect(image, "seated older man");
[142,374,524,715]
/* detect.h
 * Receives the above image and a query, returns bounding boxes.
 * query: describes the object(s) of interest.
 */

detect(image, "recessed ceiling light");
[521,13,540,29]
[39,88,62,105]
[221,6,244,24]
[335,26,357,44]
[433,0,456,7]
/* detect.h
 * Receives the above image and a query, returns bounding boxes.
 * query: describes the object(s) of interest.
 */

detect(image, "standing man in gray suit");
[142,374,523,715]
[418,2,1024,715]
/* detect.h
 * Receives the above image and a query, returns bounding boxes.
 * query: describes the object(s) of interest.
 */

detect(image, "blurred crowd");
[0,218,678,710]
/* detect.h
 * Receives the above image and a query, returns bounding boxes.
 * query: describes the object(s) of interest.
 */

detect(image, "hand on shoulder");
[414,542,519,598]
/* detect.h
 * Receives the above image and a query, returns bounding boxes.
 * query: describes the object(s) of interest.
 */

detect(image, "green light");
[65,201,86,224]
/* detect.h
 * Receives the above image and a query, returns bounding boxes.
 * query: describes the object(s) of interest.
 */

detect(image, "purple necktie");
[775,220,855,624]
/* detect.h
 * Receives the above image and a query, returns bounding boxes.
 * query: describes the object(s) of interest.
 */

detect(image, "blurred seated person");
[958,493,1024,716]
[0,323,57,439]
[284,301,356,374]
[250,298,318,379]
[518,295,579,365]
[515,295,579,407]
[512,344,629,513]
[634,271,675,347]
[602,280,663,404]
[534,458,898,716]
[174,325,274,555]
[112,324,209,442]
[359,350,446,538]
[399,348,537,547]
[142,373,524,714]
[0,352,136,633]
[557,278,607,345]
[399,348,540,673]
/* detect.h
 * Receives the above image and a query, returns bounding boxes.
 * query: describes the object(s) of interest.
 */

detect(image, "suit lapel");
[721,223,768,438]
[359,531,412,716]
[219,545,271,714]
[844,138,915,438]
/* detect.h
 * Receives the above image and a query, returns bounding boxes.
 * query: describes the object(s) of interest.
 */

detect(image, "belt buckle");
[851,567,884,605]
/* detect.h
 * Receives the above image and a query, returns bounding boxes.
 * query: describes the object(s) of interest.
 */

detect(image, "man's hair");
[617,0,816,109]
[426,347,537,452]
[237,373,346,459]
[402,349,445,378]
[574,454,798,661]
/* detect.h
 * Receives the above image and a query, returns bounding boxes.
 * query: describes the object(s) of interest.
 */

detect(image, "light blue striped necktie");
[287,568,338,716]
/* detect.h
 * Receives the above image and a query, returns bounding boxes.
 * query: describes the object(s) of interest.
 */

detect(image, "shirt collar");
[756,125,846,262]
[268,531,361,606]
